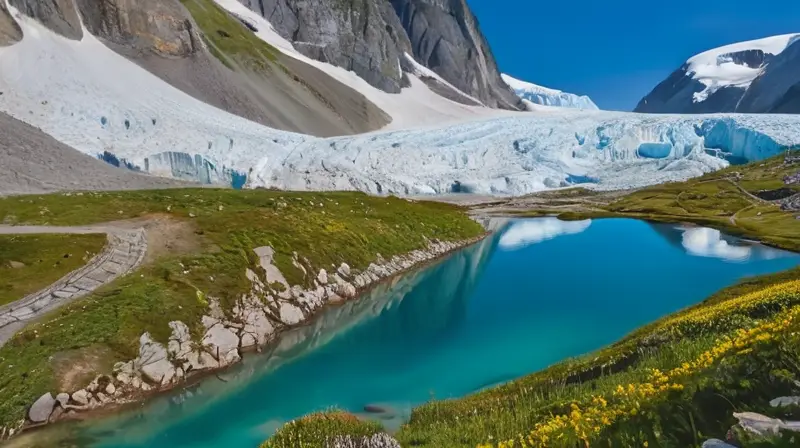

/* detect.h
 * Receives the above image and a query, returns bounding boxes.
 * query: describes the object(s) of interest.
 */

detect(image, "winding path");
[0,225,148,346]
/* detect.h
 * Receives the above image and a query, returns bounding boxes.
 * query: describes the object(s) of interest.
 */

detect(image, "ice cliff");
[502,74,599,110]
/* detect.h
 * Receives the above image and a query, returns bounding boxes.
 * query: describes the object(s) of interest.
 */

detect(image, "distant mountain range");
[636,34,800,114]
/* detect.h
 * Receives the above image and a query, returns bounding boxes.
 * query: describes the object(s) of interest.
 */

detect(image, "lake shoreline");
[6,218,507,442]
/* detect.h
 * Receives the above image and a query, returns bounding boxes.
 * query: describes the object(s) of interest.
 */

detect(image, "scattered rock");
[770,396,800,408]
[702,440,737,448]
[135,332,177,386]
[253,246,290,289]
[48,406,65,423]
[363,404,396,417]
[71,389,89,406]
[337,263,351,278]
[317,269,328,285]
[235,296,275,348]
[105,383,116,395]
[55,393,70,408]
[201,323,241,366]
[279,302,305,325]
[734,411,800,436]
[7,260,25,268]
[28,393,55,423]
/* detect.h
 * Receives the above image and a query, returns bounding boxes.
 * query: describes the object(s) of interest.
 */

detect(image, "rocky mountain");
[1,0,520,140]
[237,0,524,110]
[501,73,598,110]
[635,34,800,114]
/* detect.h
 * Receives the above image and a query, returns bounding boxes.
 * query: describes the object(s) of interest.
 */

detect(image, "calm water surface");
[24,218,800,448]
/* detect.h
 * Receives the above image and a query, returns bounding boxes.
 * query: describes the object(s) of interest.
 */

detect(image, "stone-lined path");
[0,225,147,346]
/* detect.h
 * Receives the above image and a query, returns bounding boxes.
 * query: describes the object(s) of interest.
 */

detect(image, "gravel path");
[0,225,148,346]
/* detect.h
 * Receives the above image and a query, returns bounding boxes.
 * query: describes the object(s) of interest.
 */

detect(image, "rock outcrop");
[390,0,522,109]
[0,1,22,45]
[9,0,82,39]
[75,0,199,57]
[239,0,411,94]
[238,0,523,110]
[27,393,55,423]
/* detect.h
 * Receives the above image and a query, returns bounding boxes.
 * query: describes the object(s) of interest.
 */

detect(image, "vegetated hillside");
[260,154,800,447]
[636,34,800,114]
[0,189,484,431]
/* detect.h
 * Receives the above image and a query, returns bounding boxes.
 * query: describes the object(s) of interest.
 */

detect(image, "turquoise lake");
[25,218,800,448]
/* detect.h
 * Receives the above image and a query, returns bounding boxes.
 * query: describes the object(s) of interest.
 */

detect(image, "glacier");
[501,74,599,110]
[1,3,800,197]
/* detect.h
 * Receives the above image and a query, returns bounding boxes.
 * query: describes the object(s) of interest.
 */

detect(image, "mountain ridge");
[635,33,800,114]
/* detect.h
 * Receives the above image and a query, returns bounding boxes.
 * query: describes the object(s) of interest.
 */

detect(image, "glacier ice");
[265,113,800,195]
[1,6,800,197]
[502,74,599,110]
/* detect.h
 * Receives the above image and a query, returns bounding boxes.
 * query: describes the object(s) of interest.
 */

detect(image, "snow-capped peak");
[686,33,800,103]
[501,74,599,110]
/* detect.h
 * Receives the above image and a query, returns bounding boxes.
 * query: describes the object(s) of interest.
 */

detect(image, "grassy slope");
[0,189,483,429]
[602,156,799,251]
[0,234,106,306]
[261,411,387,448]
[181,0,281,72]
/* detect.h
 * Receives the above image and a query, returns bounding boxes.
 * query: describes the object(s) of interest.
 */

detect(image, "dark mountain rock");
[390,0,522,110]
[636,36,800,114]
[737,38,800,114]
[718,49,770,68]
[238,0,523,110]
[0,1,22,46]
[240,0,410,93]
[9,0,82,39]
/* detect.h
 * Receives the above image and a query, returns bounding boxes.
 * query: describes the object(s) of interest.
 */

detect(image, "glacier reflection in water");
[498,217,592,250]
[14,219,800,448]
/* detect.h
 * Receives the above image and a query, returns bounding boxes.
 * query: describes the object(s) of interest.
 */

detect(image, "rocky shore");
[3,229,490,439]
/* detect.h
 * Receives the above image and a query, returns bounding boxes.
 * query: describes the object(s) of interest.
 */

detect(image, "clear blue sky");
[467,0,800,111]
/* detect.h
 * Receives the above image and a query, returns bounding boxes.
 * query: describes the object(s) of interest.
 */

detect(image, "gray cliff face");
[239,0,523,110]
[0,1,22,46]
[4,0,389,136]
[241,0,411,93]
[635,41,800,114]
[391,0,522,109]
[8,0,82,39]
[75,0,199,57]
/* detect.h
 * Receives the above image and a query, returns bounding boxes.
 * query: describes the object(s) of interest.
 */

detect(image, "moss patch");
[0,233,106,306]
[181,0,280,72]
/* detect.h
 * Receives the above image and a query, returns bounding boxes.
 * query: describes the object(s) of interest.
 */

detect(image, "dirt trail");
[0,225,148,346]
